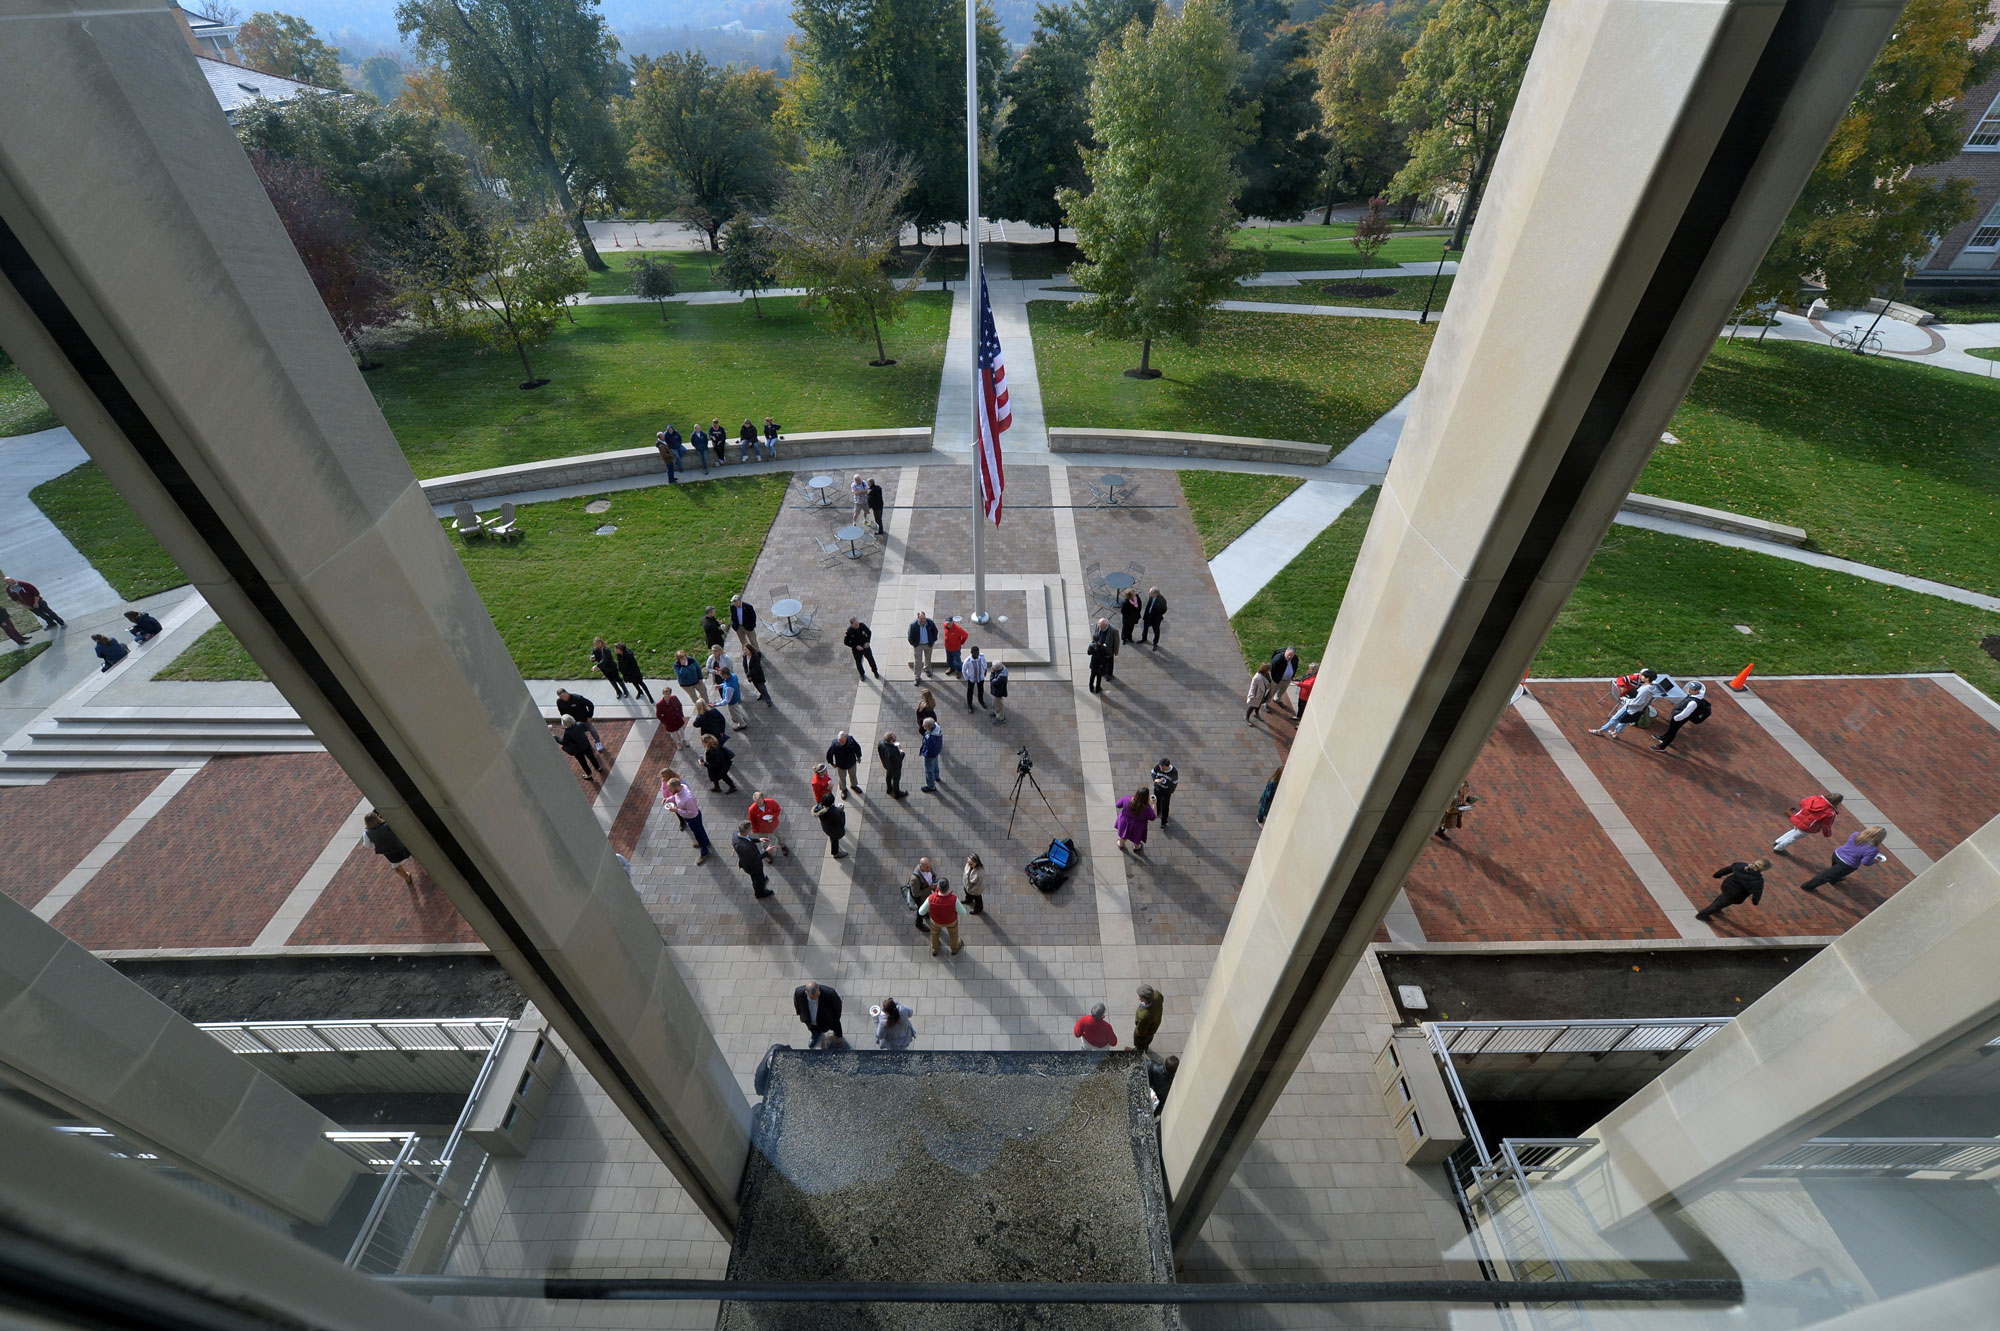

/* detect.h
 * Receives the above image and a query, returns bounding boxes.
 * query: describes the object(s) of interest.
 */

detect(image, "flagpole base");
[971,612,991,624]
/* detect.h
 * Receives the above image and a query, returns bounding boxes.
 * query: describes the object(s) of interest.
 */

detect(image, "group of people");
[1243,646,1316,726]
[1084,594,1170,694]
[1592,667,1712,752]
[1695,790,1894,924]
[903,611,1011,725]
[2,569,174,676]
[654,417,782,481]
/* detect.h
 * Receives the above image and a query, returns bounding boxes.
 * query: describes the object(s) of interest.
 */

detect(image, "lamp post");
[1419,243,1457,326]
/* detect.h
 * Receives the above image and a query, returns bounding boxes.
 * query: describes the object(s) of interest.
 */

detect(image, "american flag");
[975,273,1009,525]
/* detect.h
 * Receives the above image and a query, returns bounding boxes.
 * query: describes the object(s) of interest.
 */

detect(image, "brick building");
[1911,31,2000,286]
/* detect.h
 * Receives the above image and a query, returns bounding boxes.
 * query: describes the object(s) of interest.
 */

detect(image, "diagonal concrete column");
[0,2,748,1232]
[1158,0,1908,1250]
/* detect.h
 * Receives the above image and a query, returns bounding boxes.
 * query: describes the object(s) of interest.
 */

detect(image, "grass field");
[0,642,49,684]
[1968,347,2000,363]
[1,350,59,438]
[368,294,951,479]
[1235,274,1453,311]
[1642,341,2000,594]
[1230,487,2000,701]
[1180,472,1305,558]
[1233,223,1452,272]
[583,249,726,296]
[1030,303,1434,448]
[28,464,185,599]
[159,475,789,681]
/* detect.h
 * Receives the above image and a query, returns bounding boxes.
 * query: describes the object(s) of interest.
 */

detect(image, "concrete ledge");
[1864,297,1938,326]
[420,428,933,504]
[1049,427,1333,466]
[1619,493,1807,546]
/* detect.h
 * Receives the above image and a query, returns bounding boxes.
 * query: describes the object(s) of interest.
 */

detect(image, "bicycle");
[1832,325,1884,355]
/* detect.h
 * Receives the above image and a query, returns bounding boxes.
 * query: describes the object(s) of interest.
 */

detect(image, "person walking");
[1115,788,1157,854]
[363,811,420,887]
[814,797,847,858]
[1119,590,1142,644]
[717,669,751,731]
[1093,618,1119,681]
[590,637,627,699]
[664,777,714,862]
[988,661,1009,725]
[941,617,968,678]
[1267,647,1301,715]
[1651,680,1710,752]
[4,576,63,630]
[794,981,842,1047]
[656,691,692,753]
[867,477,885,534]
[1594,669,1660,738]
[877,732,908,798]
[554,718,605,781]
[1799,827,1890,893]
[1436,782,1479,841]
[702,606,728,655]
[655,426,681,482]
[1245,664,1277,724]
[1775,791,1845,854]
[1150,759,1179,828]
[1694,858,1769,923]
[845,618,882,680]
[692,698,728,748]
[915,687,938,732]
[871,998,916,1050]
[1141,587,1167,649]
[1257,766,1283,825]
[614,642,653,702]
[742,647,773,705]
[555,688,604,751]
[729,595,760,654]
[733,822,775,899]
[918,719,944,793]
[962,853,985,915]
[826,731,864,798]
[0,609,27,648]
[908,611,939,675]
[1132,986,1164,1054]
[1074,1004,1117,1049]
[1295,663,1318,722]
[1087,635,1111,695]
[125,610,163,642]
[748,790,790,857]
[674,650,709,706]
[925,877,962,957]
[850,474,869,525]
[962,646,989,712]
[701,733,739,794]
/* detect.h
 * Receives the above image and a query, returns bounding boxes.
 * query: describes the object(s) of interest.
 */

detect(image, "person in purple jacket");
[1115,787,1157,854]
[1799,826,1889,893]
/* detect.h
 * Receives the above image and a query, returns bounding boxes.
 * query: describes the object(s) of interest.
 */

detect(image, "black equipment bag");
[1026,838,1079,893]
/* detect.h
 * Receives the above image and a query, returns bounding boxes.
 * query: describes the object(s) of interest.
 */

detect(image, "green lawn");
[1,350,59,438]
[159,475,788,681]
[1968,347,2000,363]
[1230,487,2000,701]
[583,249,725,296]
[0,642,50,684]
[1640,341,2000,595]
[370,294,952,479]
[1236,274,1453,311]
[1030,302,1434,448]
[29,464,185,599]
[1001,241,1083,282]
[1233,223,1453,272]
[1180,472,1305,558]
[1918,292,2000,324]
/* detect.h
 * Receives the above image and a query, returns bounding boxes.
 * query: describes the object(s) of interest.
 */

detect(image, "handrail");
[344,1133,423,1267]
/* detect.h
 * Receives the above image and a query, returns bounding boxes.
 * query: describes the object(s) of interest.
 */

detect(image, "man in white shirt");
[961,646,990,712]
[1594,669,1660,738]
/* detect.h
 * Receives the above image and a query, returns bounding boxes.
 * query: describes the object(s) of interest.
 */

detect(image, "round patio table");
[806,475,837,507]
[835,525,868,558]
[1099,474,1128,505]
[772,598,806,636]
[1101,569,1136,610]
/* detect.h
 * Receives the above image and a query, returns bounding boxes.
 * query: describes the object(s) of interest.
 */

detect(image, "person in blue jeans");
[918,718,944,793]
[655,428,679,482]
[685,425,709,472]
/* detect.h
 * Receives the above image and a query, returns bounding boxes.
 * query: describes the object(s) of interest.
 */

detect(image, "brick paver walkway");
[0,769,163,910]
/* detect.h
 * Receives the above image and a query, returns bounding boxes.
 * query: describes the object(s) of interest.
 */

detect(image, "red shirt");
[942,620,968,652]
[656,695,685,730]
[748,798,781,834]
[926,890,958,925]
[1073,1014,1117,1048]
[1790,795,1837,834]
[1297,673,1317,702]
[810,770,833,804]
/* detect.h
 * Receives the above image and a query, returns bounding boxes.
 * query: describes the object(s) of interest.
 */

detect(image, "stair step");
[31,724,317,742]
[13,740,325,758]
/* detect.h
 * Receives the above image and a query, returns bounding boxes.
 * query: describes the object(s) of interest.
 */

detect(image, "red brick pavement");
[1756,677,2000,862]
[556,719,633,797]
[1533,681,1913,937]
[0,771,165,909]
[52,753,362,949]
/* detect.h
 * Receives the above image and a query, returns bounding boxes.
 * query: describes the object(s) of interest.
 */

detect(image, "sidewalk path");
[1211,481,1373,615]
[0,426,120,619]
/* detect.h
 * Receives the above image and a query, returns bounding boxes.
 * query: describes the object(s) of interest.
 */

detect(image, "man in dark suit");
[1268,646,1301,714]
[1141,587,1168,649]
[794,981,843,1046]
[734,822,775,899]
[730,594,760,653]
[1092,617,1119,680]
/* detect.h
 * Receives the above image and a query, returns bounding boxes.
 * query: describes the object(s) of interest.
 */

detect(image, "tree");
[1745,0,1999,311]
[1388,0,1546,252]
[1349,195,1392,264]
[781,0,1007,239]
[772,150,923,364]
[626,52,784,252]
[356,54,408,104]
[1061,0,1259,377]
[397,0,625,270]
[1228,0,1328,222]
[628,253,681,320]
[236,11,350,89]
[400,210,581,386]
[717,213,781,317]
[1312,2,1409,221]
[247,151,400,367]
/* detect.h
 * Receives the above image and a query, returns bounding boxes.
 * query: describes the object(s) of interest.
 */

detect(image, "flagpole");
[966,0,988,623]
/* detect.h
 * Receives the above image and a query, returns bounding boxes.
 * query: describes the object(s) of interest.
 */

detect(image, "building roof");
[194,55,340,117]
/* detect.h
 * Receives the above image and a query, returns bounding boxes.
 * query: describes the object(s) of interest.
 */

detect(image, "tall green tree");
[1745,0,1999,311]
[991,0,1157,241]
[356,54,408,104]
[1312,2,1409,221]
[400,210,582,386]
[772,150,923,364]
[781,0,1007,239]
[1387,0,1546,251]
[397,0,625,270]
[1228,0,1328,221]
[625,52,784,252]
[1061,0,1260,376]
[717,213,781,317]
[235,11,350,89]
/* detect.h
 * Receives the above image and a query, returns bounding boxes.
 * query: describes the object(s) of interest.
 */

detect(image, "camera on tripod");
[1015,747,1033,776]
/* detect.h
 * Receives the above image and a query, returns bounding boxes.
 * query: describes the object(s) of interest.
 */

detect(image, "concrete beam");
[0,0,749,1232]
[1159,0,1906,1250]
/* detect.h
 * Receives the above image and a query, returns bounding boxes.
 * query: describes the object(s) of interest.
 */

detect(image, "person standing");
[871,998,916,1050]
[1093,618,1119,680]
[363,811,420,887]
[717,669,751,731]
[1087,635,1111,695]
[1775,791,1845,854]
[1245,664,1276,724]
[733,822,775,899]
[988,661,1009,725]
[1267,647,1301,715]
[918,719,945,793]
[730,595,760,654]
[657,691,690,754]
[941,618,968,678]
[877,732,908,798]
[1295,663,1318,722]
[1141,587,1168,649]
[826,731,864,798]
[674,650,709,706]
[1150,759,1180,828]
[850,473,869,525]
[655,426,681,482]
[962,853,985,915]
[748,790,790,856]
[905,856,944,916]
[1148,1055,1179,1116]
[962,646,989,712]
[794,981,842,1047]
[555,688,604,751]
[810,763,835,808]
[1074,1004,1117,1049]
[742,647,773,705]
[1119,591,1142,644]
[1651,680,1711,752]
[867,477,886,534]
[925,877,962,957]
[692,698,728,748]
[705,643,736,693]
[845,618,881,680]
[4,576,63,630]
[1799,827,1890,893]
[814,796,848,858]
[0,609,27,648]
[1694,858,1769,923]
[915,687,938,732]
[1115,788,1156,854]
[590,637,626,699]
[701,734,738,794]
[665,777,714,862]
[908,611,939,675]
[614,642,653,702]
[1436,782,1479,841]
[1132,986,1164,1054]
[1257,765,1283,825]
[702,606,728,655]
[553,719,605,781]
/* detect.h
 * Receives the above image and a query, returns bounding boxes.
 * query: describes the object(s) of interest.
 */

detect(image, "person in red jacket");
[1073,1004,1117,1048]
[810,763,835,808]
[747,790,789,857]
[655,691,690,752]
[925,879,961,957]
[1295,662,1319,722]
[1773,792,1844,854]
[940,617,969,677]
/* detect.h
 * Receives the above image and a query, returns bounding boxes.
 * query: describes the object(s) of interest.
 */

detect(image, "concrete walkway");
[0,426,121,620]
[1210,480,1373,615]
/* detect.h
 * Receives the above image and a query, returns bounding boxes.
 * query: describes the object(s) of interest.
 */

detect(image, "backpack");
[1688,697,1712,724]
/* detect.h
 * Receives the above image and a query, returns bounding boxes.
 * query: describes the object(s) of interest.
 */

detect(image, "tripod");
[1007,760,1064,840]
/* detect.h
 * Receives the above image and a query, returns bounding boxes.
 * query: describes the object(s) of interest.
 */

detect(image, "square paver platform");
[721,1048,1179,1330]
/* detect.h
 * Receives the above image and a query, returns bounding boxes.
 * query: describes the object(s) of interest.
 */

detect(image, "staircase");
[0,709,321,783]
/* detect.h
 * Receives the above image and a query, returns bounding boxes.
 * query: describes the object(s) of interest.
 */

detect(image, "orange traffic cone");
[1728,662,1755,691]
[612,228,622,247]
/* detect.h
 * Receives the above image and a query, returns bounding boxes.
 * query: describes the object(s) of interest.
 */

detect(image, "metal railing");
[198,1017,509,1096]
[1430,1017,1732,1063]
[1753,1138,2000,1180]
